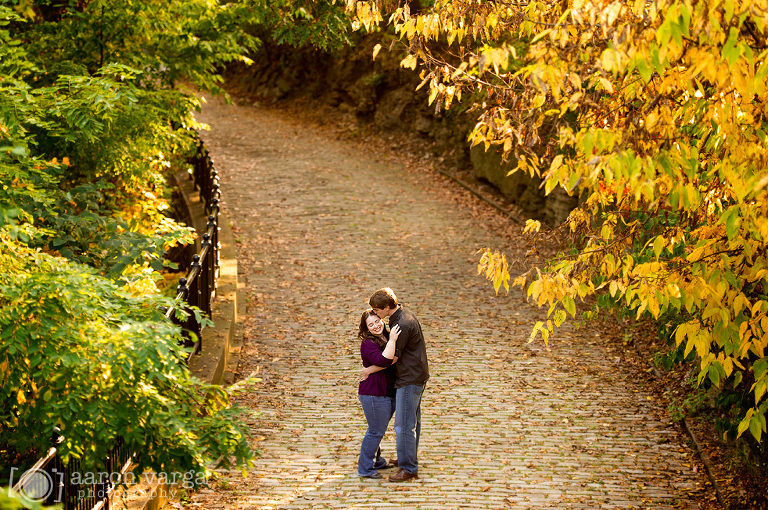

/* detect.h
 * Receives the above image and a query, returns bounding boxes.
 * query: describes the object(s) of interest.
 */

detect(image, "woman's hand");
[389,324,401,342]
[381,324,400,360]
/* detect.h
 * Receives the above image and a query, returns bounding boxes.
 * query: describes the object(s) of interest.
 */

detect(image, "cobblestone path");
[187,95,710,509]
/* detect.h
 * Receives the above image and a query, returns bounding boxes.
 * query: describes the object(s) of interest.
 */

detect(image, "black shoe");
[373,461,395,470]
[359,472,383,479]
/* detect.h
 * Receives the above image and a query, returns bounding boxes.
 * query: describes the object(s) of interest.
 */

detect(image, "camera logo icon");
[15,468,54,503]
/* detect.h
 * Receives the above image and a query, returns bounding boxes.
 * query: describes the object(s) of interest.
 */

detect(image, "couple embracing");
[356,288,429,482]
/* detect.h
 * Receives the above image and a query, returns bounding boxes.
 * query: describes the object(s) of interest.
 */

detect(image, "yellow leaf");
[694,332,710,357]
[444,85,456,109]
[531,29,552,44]
[733,293,749,315]
[400,54,418,70]
[645,111,659,129]
[523,219,541,234]
[530,321,544,342]
[755,174,768,193]
[428,86,439,105]
[647,294,660,318]
[755,380,767,405]
[739,320,750,340]
[723,357,733,377]
[675,322,694,346]
[372,43,382,61]
[666,283,681,299]
[684,333,696,358]
[597,77,614,93]
[601,50,616,72]
[550,154,564,173]
[451,62,468,79]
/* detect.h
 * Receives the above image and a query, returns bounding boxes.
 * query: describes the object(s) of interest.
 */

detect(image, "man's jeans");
[394,383,426,474]
[358,395,395,476]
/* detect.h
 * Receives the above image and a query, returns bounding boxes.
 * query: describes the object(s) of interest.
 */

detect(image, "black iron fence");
[10,139,221,509]
[166,139,221,361]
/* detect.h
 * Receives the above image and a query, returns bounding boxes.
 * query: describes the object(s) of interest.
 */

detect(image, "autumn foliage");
[350,0,768,444]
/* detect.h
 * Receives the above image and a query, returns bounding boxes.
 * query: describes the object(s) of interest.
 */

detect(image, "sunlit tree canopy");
[350,0,768,444]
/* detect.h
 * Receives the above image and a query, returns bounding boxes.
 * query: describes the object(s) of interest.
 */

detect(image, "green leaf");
[562,296,576,317]
[738,415,751,436]
[722,206,741,239]
[653,235,665,259]
[722,27,741,68]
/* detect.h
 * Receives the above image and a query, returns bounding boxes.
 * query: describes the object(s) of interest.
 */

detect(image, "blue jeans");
[394,383,425,474]
[358,395,395,476]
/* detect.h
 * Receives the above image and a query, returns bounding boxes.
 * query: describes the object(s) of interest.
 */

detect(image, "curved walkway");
[187,95,709,509]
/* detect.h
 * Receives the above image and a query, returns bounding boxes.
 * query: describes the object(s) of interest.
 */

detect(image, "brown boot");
[388,468,418,482]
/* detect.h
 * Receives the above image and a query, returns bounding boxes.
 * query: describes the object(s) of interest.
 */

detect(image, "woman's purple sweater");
[358,337,395,398]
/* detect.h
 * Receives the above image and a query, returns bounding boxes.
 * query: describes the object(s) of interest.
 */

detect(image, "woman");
[357,309,400,479]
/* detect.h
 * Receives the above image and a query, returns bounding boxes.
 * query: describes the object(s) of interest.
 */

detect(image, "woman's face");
[366,314,384,336]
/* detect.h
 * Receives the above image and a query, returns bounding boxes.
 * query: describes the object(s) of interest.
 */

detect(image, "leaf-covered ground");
[172,90,742,509]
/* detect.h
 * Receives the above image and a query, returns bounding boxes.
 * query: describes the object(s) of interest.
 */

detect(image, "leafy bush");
[1,1,259,475]
[0,238,251,473]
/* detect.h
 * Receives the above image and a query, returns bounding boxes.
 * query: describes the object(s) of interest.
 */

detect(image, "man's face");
[371,307,389,319]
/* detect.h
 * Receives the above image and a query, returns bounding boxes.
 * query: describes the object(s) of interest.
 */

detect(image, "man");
[369,288,429,482]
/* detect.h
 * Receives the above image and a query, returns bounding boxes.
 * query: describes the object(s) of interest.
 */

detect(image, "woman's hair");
[369,287,397,310]
[358,309,387,347]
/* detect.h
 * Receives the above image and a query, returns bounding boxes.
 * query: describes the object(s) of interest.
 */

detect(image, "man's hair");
[369,288,398,310]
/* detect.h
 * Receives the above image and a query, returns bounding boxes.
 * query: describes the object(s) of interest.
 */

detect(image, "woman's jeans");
[394,383,425,474]
[358,394,395,476]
